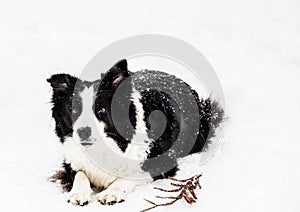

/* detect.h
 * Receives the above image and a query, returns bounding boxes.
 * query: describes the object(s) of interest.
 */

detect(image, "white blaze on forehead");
[73,85,96,142]
[79,86,95,121]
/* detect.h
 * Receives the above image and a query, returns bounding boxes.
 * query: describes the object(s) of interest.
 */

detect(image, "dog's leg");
[67,171,93,206]
[97,178,152,205]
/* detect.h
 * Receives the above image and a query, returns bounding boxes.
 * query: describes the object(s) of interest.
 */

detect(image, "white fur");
[67,171,93,206]
[62,137,152,204]
[97,177,152,204]
[73,86,98,143]
[124,87,152,160]
[62,137,118,188]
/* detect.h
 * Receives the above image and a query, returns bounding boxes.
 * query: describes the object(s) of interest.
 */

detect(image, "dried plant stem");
[141,174,202,212]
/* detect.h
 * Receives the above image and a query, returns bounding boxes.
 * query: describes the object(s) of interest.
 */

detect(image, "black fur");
[47,74,78,142]
[49,162,77,192]
[94,60,136,151]
[131,70,224,179]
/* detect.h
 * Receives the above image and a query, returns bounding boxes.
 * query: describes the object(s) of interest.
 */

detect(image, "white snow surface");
[0,0,300,211]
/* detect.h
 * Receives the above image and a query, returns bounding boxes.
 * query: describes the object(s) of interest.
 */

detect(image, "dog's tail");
[189,93,225,155]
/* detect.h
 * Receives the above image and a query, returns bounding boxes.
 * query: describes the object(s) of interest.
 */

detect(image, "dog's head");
[48,59,136,150]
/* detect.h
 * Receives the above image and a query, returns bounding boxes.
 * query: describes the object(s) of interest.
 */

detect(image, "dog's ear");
[110,59,130,87]
[47,74,77,93]
[113,59,128,73]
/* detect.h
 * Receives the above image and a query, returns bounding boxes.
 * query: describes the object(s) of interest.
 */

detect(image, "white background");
[0,0,299,211]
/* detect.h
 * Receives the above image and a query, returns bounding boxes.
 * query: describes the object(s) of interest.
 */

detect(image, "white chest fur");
[62,137,118,188]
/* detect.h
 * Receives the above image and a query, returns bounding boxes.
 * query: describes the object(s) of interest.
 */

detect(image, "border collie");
[48,59,224,206]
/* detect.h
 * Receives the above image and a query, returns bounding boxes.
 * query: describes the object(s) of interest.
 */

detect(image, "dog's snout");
[77,126,91,141]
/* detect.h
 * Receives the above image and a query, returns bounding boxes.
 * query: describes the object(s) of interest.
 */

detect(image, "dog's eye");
[72,108,79,114]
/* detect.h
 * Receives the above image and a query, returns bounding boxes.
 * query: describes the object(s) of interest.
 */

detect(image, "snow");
[0,0,300,212]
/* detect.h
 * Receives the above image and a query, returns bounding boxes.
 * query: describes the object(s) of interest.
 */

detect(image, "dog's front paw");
[97,187,126,205]
[67,191,92,206]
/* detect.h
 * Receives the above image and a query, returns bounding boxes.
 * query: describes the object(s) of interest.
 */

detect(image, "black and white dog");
[48,59,224,206]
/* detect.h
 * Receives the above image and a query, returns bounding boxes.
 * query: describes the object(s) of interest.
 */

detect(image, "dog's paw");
[67,191,92,206]
[97,187,126,205]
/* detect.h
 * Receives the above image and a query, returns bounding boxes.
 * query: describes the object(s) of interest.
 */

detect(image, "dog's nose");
[77,126,91,141]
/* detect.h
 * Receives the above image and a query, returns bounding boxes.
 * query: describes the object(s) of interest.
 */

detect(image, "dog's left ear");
[114,59,128,73]
[110,59,130,87]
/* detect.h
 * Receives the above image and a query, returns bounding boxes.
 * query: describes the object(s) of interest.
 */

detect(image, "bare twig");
[141,174,202,212]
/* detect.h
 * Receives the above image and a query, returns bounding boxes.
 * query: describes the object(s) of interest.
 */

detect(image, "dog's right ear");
[47,74,77,93]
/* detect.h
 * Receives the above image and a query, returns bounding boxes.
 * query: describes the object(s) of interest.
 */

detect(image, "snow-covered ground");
[0,0,300,211]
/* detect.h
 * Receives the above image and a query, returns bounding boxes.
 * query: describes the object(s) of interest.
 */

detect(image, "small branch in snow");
[141,174,202,212]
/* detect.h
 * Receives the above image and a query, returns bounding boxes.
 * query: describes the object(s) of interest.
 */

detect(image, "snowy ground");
[0,0,300,211]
